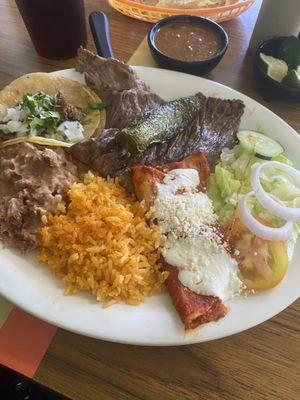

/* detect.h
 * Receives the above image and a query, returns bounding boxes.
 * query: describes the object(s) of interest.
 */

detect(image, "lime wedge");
[259,53,288,82]
[282,69,300,88]
[277,36,300,69]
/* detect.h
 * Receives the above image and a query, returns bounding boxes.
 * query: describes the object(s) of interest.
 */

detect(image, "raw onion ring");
[237,191,293,241]
[251,161,300,222]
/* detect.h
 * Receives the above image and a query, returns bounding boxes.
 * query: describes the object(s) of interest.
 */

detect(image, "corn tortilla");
[0,72,106,148]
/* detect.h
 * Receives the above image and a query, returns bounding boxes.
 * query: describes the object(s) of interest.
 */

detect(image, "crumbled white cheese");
[57,120,84,142]
[233,248,240,256]
[154,168,243,301]
[154,191,216,236]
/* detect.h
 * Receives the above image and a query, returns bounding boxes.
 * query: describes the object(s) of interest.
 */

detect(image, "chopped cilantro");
[22,92,60,114]
[28,110,60,133]
[2,91,86,142]
[16,92,62,137]
[88,101,107,110]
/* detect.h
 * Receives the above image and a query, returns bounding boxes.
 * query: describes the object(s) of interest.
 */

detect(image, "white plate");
[0,67,299,346]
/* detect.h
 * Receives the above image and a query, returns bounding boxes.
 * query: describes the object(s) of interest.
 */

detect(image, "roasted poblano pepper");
[116,96,203,154]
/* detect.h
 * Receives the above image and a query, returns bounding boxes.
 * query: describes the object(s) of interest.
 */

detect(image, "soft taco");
[0,72,106,148]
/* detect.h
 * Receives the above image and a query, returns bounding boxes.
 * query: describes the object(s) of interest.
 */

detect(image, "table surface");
[1,0,300,399]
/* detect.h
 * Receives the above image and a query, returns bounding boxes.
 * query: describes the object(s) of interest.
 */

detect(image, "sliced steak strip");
[157,96,245,168]
[76,47,148,93]
[105,89,165,130]
[76,48,165,129]
[190,97,245,167]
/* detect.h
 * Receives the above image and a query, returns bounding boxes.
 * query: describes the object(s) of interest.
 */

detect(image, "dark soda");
[15,0,87,59]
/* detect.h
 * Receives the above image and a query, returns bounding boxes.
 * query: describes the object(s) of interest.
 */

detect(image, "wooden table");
[1,1,299,399]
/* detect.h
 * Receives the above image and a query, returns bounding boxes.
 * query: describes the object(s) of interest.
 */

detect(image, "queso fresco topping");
[153,168,243,301]
[0,91,85,142]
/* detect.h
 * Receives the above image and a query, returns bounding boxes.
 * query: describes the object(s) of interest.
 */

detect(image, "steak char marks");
[72,49,245,191]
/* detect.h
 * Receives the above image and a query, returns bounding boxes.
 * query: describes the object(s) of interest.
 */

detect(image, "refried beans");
[0,142,78,252]
[154,23,223,62]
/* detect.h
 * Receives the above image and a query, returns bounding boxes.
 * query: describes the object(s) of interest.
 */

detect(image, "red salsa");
[155,23,223,62]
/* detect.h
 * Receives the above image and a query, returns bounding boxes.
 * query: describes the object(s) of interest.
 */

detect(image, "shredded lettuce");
[272,154,293,166]
[207,143,300,253]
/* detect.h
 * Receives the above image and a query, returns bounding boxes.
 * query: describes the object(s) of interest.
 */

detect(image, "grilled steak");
[76,48,165,129]
[57,91,84,121]
[115,95,205,154]
[76,48,146,92]
[157,96,245,167]
[70,93,244,192]
[103,89,164,130]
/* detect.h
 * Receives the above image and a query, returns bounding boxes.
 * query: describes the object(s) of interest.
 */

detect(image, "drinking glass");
[15,0,87,59]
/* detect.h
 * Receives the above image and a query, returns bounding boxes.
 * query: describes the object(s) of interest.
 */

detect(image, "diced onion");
[251,161,300,222]
[237,191,293,241]
[57,121,84,142]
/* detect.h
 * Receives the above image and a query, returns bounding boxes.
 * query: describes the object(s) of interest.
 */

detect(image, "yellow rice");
[39,171,167,306]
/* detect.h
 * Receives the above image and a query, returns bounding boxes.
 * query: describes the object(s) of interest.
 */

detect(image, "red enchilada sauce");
[154,23,223,62]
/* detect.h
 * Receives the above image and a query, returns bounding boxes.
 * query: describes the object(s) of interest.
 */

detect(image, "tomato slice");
[228,218,288,292]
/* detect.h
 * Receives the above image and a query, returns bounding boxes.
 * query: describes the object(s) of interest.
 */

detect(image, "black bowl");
[253,36,300,102]
[148,15,228,75]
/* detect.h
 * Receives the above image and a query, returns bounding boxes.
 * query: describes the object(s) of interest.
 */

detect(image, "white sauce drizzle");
[153,168,243,301]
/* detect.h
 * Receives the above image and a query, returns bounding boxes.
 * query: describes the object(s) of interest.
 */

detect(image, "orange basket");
[108,0,255,23]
